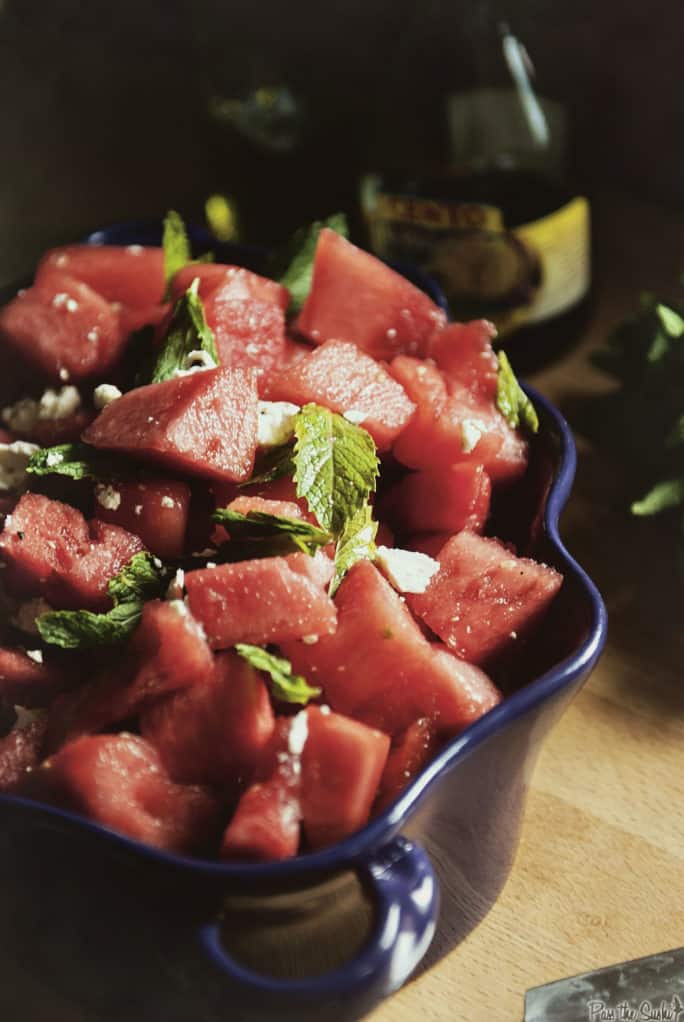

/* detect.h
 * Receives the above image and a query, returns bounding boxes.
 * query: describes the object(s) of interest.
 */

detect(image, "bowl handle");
[197,836,439,1015]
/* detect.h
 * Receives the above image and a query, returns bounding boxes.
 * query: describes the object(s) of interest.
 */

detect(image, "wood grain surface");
[369,195,684,1021]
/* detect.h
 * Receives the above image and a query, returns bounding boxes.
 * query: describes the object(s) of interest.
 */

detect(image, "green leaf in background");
[656,303,684,338]
[631,478,684,517]
[235,643,320,705]
[162,210,191,300]
[205,193,240,242]
[213,508,332,556]
[150,279,219,384]
[277,213,348,314]
[292,403,379,535]
[26,443,123,482]
[329,502,378,596]
[496,351,539,434]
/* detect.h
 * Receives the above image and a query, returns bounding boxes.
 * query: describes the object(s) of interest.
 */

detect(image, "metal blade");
[524,946,684,1021]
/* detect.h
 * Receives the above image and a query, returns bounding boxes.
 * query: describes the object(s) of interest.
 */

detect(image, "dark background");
[0,0,683,281]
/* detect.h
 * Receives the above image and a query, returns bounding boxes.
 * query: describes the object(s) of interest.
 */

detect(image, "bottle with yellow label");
[360,11,591,369]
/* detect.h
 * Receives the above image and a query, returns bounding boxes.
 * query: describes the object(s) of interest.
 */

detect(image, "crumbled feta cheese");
[59,368,70,381]
[0,441,39,493]
[301,634,319,645]
[25,649,43,664]
[342,408,367,425]
[87,328,100,343]
[12,597,54,635]
[95,484,121,511]
[288,710,309,756]
[171,349,218,378]
[160,495,175,509]
[65,298,79,313]
[166,569,185,601]
[54,254,69,268]
[461,419,483,454]
[45,450,64,467]
[257,401,300,447]
[134,505,143,516]
[41,385,80,420]
[93,383,122,410]
[51,292,68,309]
[206,562,217,569]
[319,704,331,715]
[375,546,440,594]
[126,244,143,255]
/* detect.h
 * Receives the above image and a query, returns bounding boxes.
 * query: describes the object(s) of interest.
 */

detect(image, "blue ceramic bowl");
[0,224,607,1022]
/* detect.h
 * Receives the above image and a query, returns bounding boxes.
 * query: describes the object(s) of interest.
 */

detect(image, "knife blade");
[523,946,684,1021]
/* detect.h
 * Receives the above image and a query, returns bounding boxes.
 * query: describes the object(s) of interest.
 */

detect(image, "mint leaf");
[150,279,219,384]
[205,193,240,242]
[36,552,169,649]
[293,404,379,535]
[238,444,295,487]
[162,210,191,301]
[27,443,123,482]
[496,351,539,434]
[656,304,684,338]
[329,502,378,596]
[631,478,684,516]
[277,214,348,314]
[213,508,331,556]
[235,643,320,705]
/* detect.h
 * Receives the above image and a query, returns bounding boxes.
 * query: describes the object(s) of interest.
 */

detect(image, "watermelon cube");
[408,531,563,665]
[27,733,221,853]
[172,264,290,312]
[237,475,320,526]
[294,229,446,360]
[282,560,501,736]
[38,244,165,309]
[300,706,390,849]
[184,551,336,649]
[0,647,69,709]
[0,713,47,792]
[266,339,415,451]
[141,650,274,787]
[379,463,491,536]
[427,320,499,400]
[0,268,127,382]
[82,367,259,484]
[93,478,191,561]
[375,717,441,811]
[0,493,144,610]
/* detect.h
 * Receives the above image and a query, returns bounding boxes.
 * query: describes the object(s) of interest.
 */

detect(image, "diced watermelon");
[379,463,491,536]
[294,229,446,360]
[15,409,95,447]
[266,339,415,451]
[408,531,563,666]
[282,560,501,736]
[390,356,528,483]
[44,599,214,753]
[221,716,302,861]
[375,718,441,811]
[119,302,169,337]
[300,706,389,849]
[38,244,165,308]
[0,269,127,382]
[26,733,221,853]
[0,647,69,708]
[0,493,144,610]
[237,475,319,526]
[93,478,191,561]
[427,320,499,400]
[0,714,47,792]
[184,551,336,649]
[141,650,274,787]
[172,264,290,312]
[223,495,304,519]
[82,367,259,484]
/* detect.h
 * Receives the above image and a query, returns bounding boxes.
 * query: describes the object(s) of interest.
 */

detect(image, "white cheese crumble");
[288,710,309,756]
[126,244,143,255]
[12,597,54,635]
[171,349,218,378]
[160,495,175,509]
[301,634,319,645]
[461,419,483,454]
[374,546,440,594]
[257,401,300,447]
[65,298,79,313]
[0,441,39,493]
[92,383,122,410]
[166,569,185,601]
[87,328,100,343]
[51,292,68,309]
[59,368,70,382]
[25,648,43,664]
[342,408,367,425]
[95,484,121,511]
[2,385,84,434]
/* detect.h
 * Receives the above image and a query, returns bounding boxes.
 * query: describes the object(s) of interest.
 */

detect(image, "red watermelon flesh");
[376,717,441,811]
[172,264,290,312]
[294,229,446,360]
[0,269,127,382]
[237,476,319,526]
[390,356,528,483]
[184,551,336,649]
[266,339,416,451]
[43,598,214,754]
[15,409,94,447]
[141,650,274,788]
[404,533,452,558]
[281,560,500,736]
[408,531,563,666]
[0,714,48,792]
[0,493,144,610]
[82,367,259,484]
[427,320,499,400]
[379,463,491,536]
[38,244,165,308]
[27,733,221,853]
[211,493,305,547]
[0,647,69,709]
[93,478,191,561]
[300,706,390,850]
[221,716,303,861]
